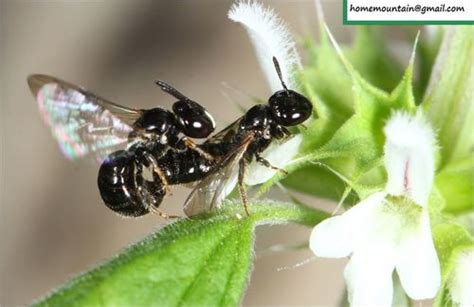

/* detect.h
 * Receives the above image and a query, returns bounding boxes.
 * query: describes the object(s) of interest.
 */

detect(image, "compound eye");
[173,100,216,138]
[268,90,313,126]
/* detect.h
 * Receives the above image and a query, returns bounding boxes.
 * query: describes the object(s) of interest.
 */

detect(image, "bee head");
[268,89,312,126]
[172,99,216,138]
[155,80,215,138]
[268,57,313,127]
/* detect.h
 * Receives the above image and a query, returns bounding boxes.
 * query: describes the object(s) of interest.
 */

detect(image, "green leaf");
[282,164,358,204]
[34,202,328,307]
[432,222,474,307]
[435,157,473,214]
[421,26,473,215]
[302,30,354,120]
[347,26,403,92]
[308,38,416,183]
[298,32,355,156]
[415,27,443,101]
[299,26,404,155]
[433,223,473,279]
[424,26,474,167]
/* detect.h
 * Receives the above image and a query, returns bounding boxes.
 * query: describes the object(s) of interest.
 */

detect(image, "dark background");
[0,0,376,305]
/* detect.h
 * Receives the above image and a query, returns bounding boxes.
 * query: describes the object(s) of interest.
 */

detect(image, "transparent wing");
[183,134,254,217]
[28,74,142,162]
[204,117,242,145]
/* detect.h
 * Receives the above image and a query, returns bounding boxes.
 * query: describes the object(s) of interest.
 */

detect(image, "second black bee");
[28,74,217,218]
[97,81,218,217]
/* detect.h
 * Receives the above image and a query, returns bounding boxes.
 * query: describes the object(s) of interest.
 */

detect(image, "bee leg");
[282,126,292,138]
[180,137,215,161]
[255,153,288,175]
[238,159,251,216]
[274,126,292,141]
[142,151,172,195]
[160,178,172,195]
[150,206,180,220]
[152,166,171,195]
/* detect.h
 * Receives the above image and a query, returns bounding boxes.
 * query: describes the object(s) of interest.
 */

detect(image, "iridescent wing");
[28,74,143,162]
[183,134,254,217]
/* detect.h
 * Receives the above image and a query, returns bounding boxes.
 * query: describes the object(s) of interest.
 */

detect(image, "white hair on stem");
[228,1,302,92]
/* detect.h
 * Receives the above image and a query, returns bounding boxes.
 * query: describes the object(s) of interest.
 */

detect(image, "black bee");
[27,74,216,217]
[183,57,313,217]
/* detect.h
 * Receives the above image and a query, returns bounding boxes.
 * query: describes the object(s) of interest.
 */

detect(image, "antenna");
[155,80,190,101]
[272,56,288,91]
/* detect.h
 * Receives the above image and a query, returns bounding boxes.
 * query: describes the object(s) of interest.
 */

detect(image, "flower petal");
[228,1,301,92]
[246,134,302,185]
[383,111,436,207]
[395,212,441,300]
[310,192,385,258]
[449,249,474,306]
[344,244,397,307]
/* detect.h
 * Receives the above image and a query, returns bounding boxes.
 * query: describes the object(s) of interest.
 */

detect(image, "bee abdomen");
[97,150,165,217]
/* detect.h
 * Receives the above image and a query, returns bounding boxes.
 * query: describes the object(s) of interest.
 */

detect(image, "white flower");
[448,249,474,306]
[246,134,303,185]
[310,111,441,306]
[228,0,301,92]
[383,112,435,207]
